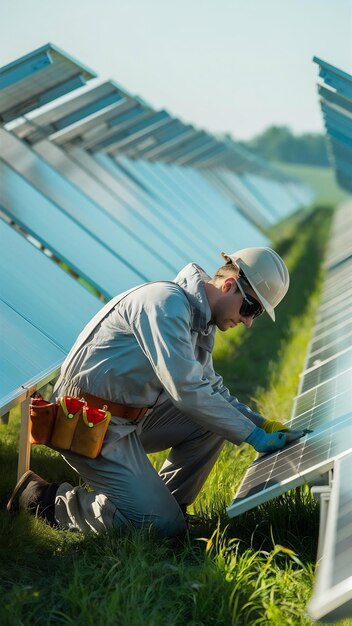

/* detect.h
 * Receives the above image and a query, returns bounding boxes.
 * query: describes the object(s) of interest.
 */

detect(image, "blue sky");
[1,0,351,139]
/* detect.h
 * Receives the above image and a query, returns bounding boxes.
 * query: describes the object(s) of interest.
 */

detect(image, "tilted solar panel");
[314,57,352,193]
[227,368,352,517]
[0,129,180,288]
[0,219,100,414]
[0,299,64,415]
[227,201,352,519]
[308,451,352,621]
[31,139,194,272]
[13,83,125,144]
[0,43,95,124]
[0,218,101,350]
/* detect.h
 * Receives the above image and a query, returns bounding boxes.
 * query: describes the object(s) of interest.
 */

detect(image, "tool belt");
[29,394,149,459]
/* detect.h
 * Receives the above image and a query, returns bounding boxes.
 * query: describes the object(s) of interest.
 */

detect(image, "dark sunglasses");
[236,279,264,319]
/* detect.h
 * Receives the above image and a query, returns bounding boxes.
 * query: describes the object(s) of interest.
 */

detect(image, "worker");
[7,248,307,536]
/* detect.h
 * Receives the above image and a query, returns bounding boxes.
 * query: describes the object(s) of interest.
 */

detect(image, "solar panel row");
[227,200,352,518]
[226,199,352,619]
[308,451,352,621]
[0,45,311,477]
[314,57,352,193]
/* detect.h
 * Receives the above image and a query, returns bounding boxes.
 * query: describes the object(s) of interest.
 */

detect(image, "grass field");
[274,162,348,207]
[1,204,351,625]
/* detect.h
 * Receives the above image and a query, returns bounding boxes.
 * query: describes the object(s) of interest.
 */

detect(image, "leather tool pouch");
[70,405,110,459]
[29,398,58,445]
[51,396,84,450]
[29,396,111,459]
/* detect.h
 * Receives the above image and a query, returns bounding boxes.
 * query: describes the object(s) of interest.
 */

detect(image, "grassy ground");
[274,162,348,207]
[1,205,350,625]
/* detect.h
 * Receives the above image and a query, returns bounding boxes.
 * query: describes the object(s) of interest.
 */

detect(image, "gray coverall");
[52,263,266,535]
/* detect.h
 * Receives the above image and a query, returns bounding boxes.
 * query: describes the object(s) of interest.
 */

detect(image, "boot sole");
[7,470,38,516]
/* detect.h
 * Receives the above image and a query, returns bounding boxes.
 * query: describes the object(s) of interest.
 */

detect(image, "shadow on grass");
[0,435,78,510]
[189,486,319,567]
[214,206,333,403]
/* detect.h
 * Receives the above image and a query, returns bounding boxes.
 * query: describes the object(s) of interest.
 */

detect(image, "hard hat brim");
[251,287,276,322]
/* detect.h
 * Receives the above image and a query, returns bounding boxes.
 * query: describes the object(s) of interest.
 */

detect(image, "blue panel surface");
[0,161,145,298]
[68,147,201,266]
[93,152,217,265]
[0,219,101,351]
[0,299,65,409]
[0,130,173,283]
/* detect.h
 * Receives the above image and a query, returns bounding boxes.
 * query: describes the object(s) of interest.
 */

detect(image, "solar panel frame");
[0,44,96,123]
[13,83,126,144]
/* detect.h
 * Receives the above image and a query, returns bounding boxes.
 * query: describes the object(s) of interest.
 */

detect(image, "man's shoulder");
[126,281,189,311]
[144,281,189,307]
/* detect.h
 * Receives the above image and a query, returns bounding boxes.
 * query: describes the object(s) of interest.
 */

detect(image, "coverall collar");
[173,263,213,335]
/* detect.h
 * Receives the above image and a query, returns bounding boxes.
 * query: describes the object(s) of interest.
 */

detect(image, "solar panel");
[88,150,216,265]
[0,129,178,290]
[0,43,95,124]
[0,299,64,415]
[113,155,269,255]
[0,219,100,414]
[0,217,100,349]
[242,174,280,219]
[245,174,298,220]
[31,139,194,272]
[307,330,352,369]
[314,57,352,193]
[1,44,308,212]
[13,82,125,144]
[227,369,352,517]
[0,158,144,297]
[204,169,276,229]
[308,451,352,621]
[46,88,139,148]
[227,200,352,519]
[314,57,352,98]
[300,347,352,393]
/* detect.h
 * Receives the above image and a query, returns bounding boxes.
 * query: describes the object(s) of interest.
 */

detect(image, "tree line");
[239,125,330,167]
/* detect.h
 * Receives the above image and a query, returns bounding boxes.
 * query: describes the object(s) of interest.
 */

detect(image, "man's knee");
[152,506,187,538]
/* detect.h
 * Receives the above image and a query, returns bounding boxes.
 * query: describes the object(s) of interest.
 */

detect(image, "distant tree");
[239,125,330,167]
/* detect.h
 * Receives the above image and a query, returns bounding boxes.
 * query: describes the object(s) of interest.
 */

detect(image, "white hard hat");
[221,247,289,322]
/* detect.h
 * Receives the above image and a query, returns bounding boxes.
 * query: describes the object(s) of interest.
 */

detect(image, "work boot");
[7,470,59,527]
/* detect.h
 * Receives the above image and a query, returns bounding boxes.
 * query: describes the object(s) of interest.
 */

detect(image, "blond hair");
[210,261,240,286]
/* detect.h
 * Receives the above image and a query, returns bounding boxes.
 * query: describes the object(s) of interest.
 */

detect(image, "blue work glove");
[261,419,313,440]
[246,427,286,453]
[246,426,306,453]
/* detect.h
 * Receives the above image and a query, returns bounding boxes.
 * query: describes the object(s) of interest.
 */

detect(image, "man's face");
[211,278,263,331]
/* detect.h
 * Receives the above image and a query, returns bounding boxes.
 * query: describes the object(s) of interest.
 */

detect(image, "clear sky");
[1,0,351,139]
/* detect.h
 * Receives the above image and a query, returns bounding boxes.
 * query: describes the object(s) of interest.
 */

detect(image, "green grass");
[274,162,348,206]
[1,205,351,625]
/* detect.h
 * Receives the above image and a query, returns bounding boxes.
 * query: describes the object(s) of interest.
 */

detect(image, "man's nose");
[241,315,254,328]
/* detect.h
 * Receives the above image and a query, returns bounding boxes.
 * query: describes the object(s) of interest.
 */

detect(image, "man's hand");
[245,426,307,454]
[262,419,313,440]
[262,419,289,433]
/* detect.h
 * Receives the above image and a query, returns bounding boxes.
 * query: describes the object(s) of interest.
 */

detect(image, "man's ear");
[222,277,236,293]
